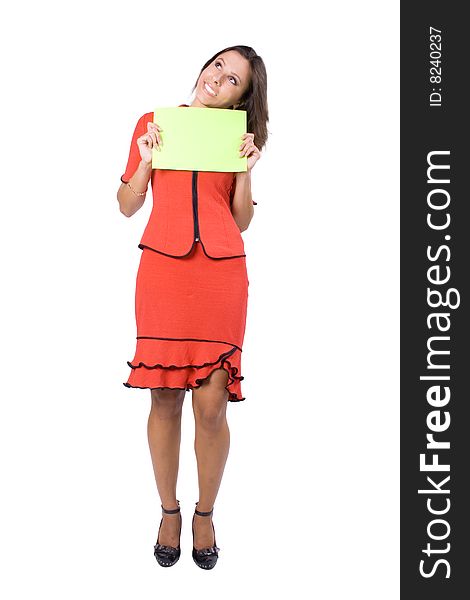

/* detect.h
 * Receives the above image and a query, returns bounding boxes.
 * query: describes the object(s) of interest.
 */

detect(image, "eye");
[214,61,237,85]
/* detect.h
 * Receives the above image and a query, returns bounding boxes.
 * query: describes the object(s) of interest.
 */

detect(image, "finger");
[146,132,160,151]
[148,123,163,147]
[149,132,158,148]
[244,144,254,156]
[152,132,163,151]
[155,129,163,147]
[239,135,254,150]
[240,144,255,157]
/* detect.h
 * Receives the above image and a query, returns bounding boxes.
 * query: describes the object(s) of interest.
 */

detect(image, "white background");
[0,0,399,597]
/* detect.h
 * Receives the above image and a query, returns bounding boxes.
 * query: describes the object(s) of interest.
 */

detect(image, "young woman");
[117,45,269,569]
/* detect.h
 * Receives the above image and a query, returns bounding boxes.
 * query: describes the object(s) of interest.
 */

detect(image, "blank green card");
[152,106,247,172]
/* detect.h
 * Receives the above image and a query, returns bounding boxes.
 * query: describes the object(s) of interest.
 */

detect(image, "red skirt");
[123,241,249,402]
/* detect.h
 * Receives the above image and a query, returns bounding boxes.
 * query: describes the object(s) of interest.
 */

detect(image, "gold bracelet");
[127,182,147,196]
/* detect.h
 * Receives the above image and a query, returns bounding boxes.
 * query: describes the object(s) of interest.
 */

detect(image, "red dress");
[121,105,256,402]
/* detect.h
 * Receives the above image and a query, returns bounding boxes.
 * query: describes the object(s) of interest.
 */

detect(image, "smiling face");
[191,50,252,109]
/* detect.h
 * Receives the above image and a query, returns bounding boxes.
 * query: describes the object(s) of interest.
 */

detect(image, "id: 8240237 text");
[429,26,442,107]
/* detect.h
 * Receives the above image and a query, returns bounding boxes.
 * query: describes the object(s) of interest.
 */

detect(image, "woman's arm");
[230,171,254,232]
[117,159,152,217]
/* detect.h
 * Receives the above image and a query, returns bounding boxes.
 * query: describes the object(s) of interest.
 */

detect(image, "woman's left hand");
[239,133,261,172]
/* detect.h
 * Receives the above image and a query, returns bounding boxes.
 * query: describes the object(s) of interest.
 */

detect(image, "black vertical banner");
[401,3,468,597]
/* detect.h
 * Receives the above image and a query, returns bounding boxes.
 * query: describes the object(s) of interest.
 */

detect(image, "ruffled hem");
[123,338,245,402]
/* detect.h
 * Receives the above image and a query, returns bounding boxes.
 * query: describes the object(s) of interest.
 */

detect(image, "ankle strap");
[194,501,213,517]
[161,499,180,514]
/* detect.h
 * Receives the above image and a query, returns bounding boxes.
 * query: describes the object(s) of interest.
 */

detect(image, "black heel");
[154,499,182,567]
[192,501,220,570]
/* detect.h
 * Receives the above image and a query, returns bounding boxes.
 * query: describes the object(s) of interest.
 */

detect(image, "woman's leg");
[191,368,230,549]
[148,387,185,547]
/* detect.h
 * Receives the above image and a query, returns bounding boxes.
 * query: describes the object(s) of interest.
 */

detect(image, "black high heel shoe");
[192,501,220,570]
[153,499,182,567]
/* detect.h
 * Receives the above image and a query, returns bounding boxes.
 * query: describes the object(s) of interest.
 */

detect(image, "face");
[191,50,251,109]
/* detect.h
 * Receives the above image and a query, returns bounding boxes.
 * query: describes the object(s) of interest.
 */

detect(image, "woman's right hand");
[137,122,163,164]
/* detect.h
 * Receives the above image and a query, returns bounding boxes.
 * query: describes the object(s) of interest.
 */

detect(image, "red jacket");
[120,106,257,259]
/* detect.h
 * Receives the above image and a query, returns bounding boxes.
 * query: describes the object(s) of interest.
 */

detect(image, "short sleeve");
[120,112,152,184]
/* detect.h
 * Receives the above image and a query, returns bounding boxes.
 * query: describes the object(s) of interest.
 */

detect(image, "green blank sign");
[152,106,247,172]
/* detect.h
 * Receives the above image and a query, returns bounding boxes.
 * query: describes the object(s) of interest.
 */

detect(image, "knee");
[192,369,229,430]
[150,388,185,419]
[194,403,227,431]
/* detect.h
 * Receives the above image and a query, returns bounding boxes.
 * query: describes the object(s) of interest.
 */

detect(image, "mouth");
[203,81,217,97]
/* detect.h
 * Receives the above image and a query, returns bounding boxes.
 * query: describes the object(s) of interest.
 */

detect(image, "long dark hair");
[191,45,269,151]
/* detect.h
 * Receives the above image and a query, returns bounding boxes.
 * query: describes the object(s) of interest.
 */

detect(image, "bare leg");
[191,368,230,549]
[148,388,185,547]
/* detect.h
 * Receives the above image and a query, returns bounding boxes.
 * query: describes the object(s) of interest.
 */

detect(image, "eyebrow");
[217,56,241,84]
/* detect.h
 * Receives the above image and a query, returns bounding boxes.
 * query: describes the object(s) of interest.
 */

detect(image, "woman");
[117,45,269,569]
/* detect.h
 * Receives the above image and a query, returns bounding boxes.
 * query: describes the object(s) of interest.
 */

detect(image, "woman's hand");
[239,132,261,172]
[137,122,163,164]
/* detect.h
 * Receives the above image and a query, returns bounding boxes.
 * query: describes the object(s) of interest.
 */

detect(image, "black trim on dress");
[138,243,246,260]
[127,346,237,370]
